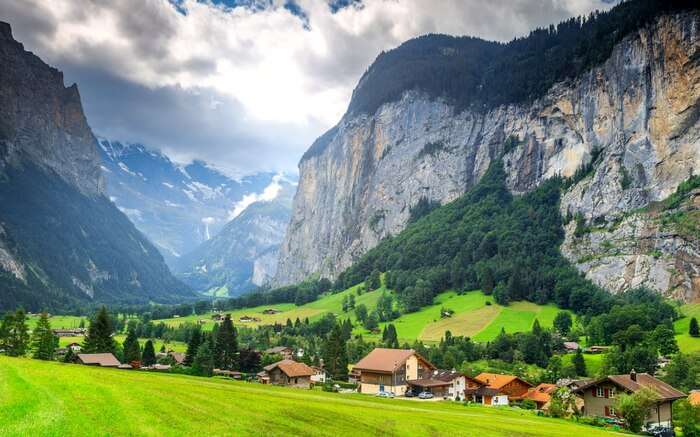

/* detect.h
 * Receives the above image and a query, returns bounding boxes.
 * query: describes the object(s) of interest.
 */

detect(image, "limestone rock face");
[276,13,700,301]
[0,22,104,196]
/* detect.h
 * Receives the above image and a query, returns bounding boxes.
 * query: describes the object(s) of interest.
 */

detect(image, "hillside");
[0,22,192,311]
[0,356,621,436]
[276,4,700,302]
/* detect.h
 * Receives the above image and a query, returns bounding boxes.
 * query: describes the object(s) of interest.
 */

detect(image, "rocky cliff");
[276,11,700,301]
[0,22,192,311]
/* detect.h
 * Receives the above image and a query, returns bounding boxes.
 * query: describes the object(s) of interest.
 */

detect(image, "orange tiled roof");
[475,373,532,390]
[524,383,557,404]
[689,391,700,406]
[354,348,434,373]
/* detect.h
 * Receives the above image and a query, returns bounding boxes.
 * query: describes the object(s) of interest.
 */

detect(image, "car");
[376,391,395,398]
[404,390,416,398]
[418,391,434,399]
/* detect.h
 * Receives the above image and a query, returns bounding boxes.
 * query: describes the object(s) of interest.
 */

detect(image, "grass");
[561,353,606,377]
[0,356,623,436]
[674,303,700,353]
[355,290,565,344]
[26,314,86,330]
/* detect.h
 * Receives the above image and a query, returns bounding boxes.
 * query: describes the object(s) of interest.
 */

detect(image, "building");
[169,351,185,365]
[585,345,611,354]
[262,308,282,315]
[77,353,120,367]
[52,328,87,337]
[66,342,81,352]
[353,348,435,396]
[563,342,580,352]
[311,366,327,384]
[523,383,558,409]
[258,359,314,388]
[416,369,486,401]
[573,371,686,429]
[474,373,533,406]
[264,346,294,360]
[214,369,243,379]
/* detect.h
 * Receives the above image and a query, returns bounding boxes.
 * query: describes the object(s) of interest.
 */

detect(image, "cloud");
[228,173,284,219]
[1,0,614,175]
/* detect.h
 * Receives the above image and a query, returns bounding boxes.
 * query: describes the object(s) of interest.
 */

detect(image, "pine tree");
[572,348,587,376]
[184,328,202,366]
[384,324,399,349]
[553,311,572,336]
[214,314,238,370]
[31,312,57,360]
[192,341,214,376]
[480,266,495,295]
[122,327,141,364]
[1,309,30,357]
[323,323,349,380]
[142,340,156,366]
[690,317,700,338]
[83,307,116,354]
[341,319,352,342]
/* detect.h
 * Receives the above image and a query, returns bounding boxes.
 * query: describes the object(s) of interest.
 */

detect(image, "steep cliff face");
[276,12,700,300]
[0,22,192,311]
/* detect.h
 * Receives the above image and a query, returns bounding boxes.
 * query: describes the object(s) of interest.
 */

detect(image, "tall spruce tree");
[572,348,587,376]
[122,327,141,364]
[690,317,700,338]
[192,341,214,376]
[383,324,399,349]
[83,307,117,354]
[31,312,57,360]
[214,314,238,370]
[1,309,30,357]
[323,323,349,380]
[142,340,156,366]
[184,328,202,366]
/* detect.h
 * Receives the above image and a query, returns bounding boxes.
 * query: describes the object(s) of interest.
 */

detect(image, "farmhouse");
[415,369,486,401]
[214,369,243,379]
[563,342,580,352]
[264,346,294,360]
[573,370,685,429]
[66,342,81,352]
[354,348,435,396]
[169,352,185,365]
[473,373,533,406]
[522,383,558,409]
[77,353,120,367]
[311,366,327,383]
[258,359,314,388]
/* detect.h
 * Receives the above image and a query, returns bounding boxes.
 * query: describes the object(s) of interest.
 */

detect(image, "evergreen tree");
[142,340,156,366]
[1,309,30,357]
[367,270,381,290]
[31,312,57,360]
[383,324,399,349]
[82,307,116,354]
[348,294,356,310]
[354,304,368,323]
[651,325,679,356]
[63,347,76,363]
[364,311,379,331]
[341,319,352,342]
[192,341,214,376]
[690,317,700,338]
[572,349,587,376]
[214,314,238,370]
[122,327,141,364]
[323,323,349,380]
[553,311,572,336]
[480,266,495,295]
[184,328,202,366]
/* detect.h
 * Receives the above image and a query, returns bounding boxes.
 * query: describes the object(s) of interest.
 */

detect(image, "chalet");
[169,351,185,365]
[348,367,361,384]
[77,353,120,367]
[311,366,327,383]
[211,313,225,321]
[353,348,435,396]
[523,383,558,409]
[258,359,314,388]
[474,373,533,406]
[239,315,261,323]
[563,342,580,352]
[52,328,87,337]
[214,369,243,379]
[414,369,486,401]
[265,346,294,360]
[585,345,611,354]
[66,342,81,352]
[573,370,686,429]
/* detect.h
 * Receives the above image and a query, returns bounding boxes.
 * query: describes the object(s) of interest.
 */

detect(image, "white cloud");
[228,173,284,220]
[1,0,613,174]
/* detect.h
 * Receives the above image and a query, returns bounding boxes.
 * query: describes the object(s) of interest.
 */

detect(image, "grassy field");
[674,303,700,353]
[0,356,622,437]
[26,314,86,329]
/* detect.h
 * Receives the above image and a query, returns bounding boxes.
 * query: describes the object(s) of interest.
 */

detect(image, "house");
[689,390,700,406]
[585,345,611,354]
[66,342,81,352]
[239,315,261,323]
[77,353,121,367]
[265,346,294,360]
[473,373,533,406]
[169,351,185,365]
[348,367,361,384]
[353,348,435,396]
[258,359,314,388]
[563,342,580,352]
[523,383,558,409]
[211,313,225,321]
[214,369,243,379]
[262,308,282,315]
[52,328,87,337]
[417,369,486,401]
[311,366,327,383]
[573,370,686,429]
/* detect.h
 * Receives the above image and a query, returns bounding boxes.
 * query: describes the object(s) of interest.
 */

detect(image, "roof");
[689,391,700,406]
[432,369,463,382]
[408,378,452,388]
[264,359,314,377]
[563,342,580,350]
[574,373,686,401]
[353,348,434,374]
[169,352,185,364]
[77,353,120,367]
[265,346,293,354]
[475,373,532,390]
[524,383,557,404]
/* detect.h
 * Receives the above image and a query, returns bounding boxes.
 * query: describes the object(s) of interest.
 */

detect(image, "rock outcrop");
[276,12,700,300]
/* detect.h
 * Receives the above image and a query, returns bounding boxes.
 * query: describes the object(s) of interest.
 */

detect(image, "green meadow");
[0,356,622,437]
[674,303,700,353]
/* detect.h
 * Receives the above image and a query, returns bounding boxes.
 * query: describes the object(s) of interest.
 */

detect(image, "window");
[609,388,616,398]
[609,406,616,416]
[596,387,604,397]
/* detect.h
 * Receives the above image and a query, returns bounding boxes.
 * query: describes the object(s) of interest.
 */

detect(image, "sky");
[1,0,615,177]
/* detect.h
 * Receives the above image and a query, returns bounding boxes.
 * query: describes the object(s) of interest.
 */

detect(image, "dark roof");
[433,369,464,382]
[264,359,314,377]
[465,386,500,397]
[354,348,435,373]
[408,378,452,388]
[77,353,120,367]
[265,346,293,354]
[574,373,686,401]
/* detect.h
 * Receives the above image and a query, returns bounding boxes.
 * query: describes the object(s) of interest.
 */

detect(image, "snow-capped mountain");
[97,138,281,267]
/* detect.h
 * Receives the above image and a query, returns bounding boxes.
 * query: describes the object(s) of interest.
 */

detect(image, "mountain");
[97,138,278,266]
[0,22,192,312]
[174,178,295,297]
[275,3,700,301]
